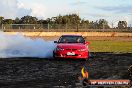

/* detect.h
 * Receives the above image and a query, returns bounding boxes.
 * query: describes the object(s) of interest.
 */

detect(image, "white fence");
[1,24,132,32]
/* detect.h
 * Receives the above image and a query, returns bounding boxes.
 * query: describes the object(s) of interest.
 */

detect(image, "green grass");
[89,41,132,53]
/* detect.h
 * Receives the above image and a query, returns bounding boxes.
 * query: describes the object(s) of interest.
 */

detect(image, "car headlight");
[78,48,86,52]
[56,47,64,51]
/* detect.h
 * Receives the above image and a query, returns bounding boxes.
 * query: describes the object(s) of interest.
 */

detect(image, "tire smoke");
[0,32,56,58]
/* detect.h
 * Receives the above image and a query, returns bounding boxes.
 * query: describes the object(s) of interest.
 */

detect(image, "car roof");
[61,34,82,37]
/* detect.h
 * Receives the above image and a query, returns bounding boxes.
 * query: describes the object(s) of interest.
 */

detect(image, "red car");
[53,35,90,59]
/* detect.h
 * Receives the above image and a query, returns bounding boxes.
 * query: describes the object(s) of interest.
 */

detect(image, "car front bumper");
[53,51,89,59]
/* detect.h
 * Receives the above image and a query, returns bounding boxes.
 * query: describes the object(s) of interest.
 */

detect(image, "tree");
[20,15,38,24]
[55,15,63,24]
[89,21,94,29]
[0,16,4,28]
[38,19,48,24]
[46,18,51,23]
[97,19,110,29]
[0,16,4,24]
[80,19,90,29]
[118,21,127,29]
[0,14,113,30]
[3,19,13,24]
[14,17,20,24]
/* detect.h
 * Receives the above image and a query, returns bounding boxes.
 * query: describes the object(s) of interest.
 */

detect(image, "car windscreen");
[58,36,85,43]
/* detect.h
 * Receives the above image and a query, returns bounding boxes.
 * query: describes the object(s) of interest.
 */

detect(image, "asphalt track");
[0,53,131,88]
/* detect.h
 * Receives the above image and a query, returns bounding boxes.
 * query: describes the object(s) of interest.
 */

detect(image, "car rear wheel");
[53,52,56,59]
[85,57,89,61]
[89,52,94,59]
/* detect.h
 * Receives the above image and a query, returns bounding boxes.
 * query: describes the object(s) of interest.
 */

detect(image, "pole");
[77,0,80,32]
[112,22,113,29]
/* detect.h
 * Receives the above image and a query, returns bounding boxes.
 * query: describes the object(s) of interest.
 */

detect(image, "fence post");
[130,24,132,29]
[65,24,67,32]
[2,24,3,29]
[48,23,49,29]
[3,26,5,32]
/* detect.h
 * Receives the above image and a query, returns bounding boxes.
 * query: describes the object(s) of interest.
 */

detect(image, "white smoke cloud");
[30,3,46,18]
[0,0,31,19]
[0,0,46,19]
[0,32,56,58]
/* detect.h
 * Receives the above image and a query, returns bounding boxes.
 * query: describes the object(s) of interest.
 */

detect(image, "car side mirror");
[85,42,90,45]
[84,37,87,40]
[54,41,58,43]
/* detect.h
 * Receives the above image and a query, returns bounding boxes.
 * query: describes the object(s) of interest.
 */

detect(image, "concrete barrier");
[4,32,132,37]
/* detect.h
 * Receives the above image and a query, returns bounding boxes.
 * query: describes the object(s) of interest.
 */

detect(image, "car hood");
[57,43,86,49]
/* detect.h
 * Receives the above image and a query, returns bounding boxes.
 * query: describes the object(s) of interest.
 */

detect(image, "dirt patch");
[30,36,132,42]
[85,36,132,42]
[0,53,131,88]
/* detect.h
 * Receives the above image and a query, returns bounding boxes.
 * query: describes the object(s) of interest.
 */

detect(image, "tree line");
[0,14,128,29]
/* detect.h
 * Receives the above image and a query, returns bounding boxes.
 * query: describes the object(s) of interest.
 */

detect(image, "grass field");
[89,41,132,53]
[33,36,132,53]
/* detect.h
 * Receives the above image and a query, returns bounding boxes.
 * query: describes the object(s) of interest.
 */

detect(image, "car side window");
[76,38,81,43]
[76,37,85,43]
[58,37,67,43]
[62,38,67,43]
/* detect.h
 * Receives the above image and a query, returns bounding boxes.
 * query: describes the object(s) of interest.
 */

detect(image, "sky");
[0,0,132,26]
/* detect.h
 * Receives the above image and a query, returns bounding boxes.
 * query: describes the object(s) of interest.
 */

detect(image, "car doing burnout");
[53,35,90,59]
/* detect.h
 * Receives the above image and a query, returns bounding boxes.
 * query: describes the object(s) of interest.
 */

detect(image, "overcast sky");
[0,0,132,25]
